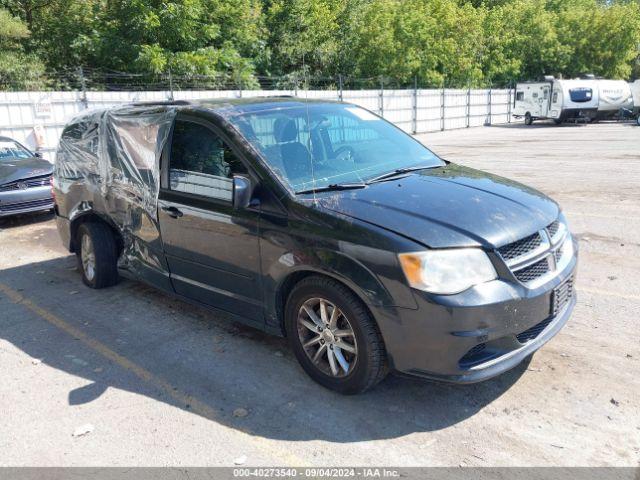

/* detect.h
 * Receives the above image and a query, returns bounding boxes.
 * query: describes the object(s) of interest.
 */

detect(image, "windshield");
[0,140,32,162]
[227,103,444,192]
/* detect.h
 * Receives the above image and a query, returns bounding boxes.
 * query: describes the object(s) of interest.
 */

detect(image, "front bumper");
[373,250,578,384]
[0,186,53,217]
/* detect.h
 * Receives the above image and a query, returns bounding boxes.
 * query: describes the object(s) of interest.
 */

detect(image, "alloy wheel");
[297,297,358,377]
[81,233,96,282]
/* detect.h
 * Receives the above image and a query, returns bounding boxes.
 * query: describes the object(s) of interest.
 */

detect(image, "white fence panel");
[0,87,514,161]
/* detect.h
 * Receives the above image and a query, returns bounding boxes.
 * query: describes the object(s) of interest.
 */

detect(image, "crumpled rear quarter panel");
[54,106,177,274]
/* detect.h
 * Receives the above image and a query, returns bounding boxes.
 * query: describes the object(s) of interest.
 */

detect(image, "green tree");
[482,0,567,85]
[350,0,486,86]
[71,0,263,86]
[551,0,640,79]
[0,8,45,89]
[2,0,640,89]
[261,0,370,79]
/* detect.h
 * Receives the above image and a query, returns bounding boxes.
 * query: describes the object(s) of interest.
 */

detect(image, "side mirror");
[34,152,42,158]
[232,175,253,209]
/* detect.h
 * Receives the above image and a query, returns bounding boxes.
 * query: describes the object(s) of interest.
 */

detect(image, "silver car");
[0,136,53,217]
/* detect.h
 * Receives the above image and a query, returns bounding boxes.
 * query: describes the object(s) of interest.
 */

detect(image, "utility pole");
[168,69,174,101]
[507,82,512,123]
[77,67,88,110]
[466,83,471,128]
[379,76,384,117]
[412,76,418,135]
[487,86,492,126]
[440,81,445,131]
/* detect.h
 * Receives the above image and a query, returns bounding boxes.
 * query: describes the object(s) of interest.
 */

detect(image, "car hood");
[0,157,52,185]
[316,164,559,248]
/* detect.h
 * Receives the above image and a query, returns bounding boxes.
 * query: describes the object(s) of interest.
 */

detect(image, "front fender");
[262,241,417,333]
[286,247,395,306]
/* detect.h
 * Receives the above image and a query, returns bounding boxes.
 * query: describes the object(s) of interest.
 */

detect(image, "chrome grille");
[514,258,550,283]
[0,197,53,212]
[0,175,51,192]
[554,244,563,262]
[499,219,571,287]
[547,220,560,238]
[498,232,542,261]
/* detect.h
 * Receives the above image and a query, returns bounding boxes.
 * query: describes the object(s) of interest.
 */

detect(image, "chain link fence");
[0,69,515,159]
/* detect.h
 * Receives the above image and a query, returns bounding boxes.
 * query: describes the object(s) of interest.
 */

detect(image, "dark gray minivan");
[54,98,577,394]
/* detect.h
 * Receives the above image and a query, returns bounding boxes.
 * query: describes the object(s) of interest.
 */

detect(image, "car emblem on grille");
[17,181,28,190]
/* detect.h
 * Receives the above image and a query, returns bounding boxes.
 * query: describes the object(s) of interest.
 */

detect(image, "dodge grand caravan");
[53,98,577,394]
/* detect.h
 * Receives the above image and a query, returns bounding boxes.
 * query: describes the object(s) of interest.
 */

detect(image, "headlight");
[398,249,497,295]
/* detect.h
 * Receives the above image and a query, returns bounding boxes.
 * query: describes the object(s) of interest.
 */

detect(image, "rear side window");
[168,120,247,201]
[516,92,524,101]
[61,121,100,157]
[569,88,592,103]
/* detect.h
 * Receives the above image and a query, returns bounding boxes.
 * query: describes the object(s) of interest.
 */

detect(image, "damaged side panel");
[54,106,177,288]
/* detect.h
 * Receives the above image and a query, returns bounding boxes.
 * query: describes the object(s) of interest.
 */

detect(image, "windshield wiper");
[366,165,434,184]
[295,183,366,195]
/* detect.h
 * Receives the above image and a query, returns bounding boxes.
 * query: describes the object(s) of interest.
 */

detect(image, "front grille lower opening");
[516,317,553,343]
[514,258,550,283]
[458,343,504,369]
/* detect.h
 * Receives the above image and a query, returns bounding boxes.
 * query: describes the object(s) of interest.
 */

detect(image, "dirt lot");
[0,122,638,467]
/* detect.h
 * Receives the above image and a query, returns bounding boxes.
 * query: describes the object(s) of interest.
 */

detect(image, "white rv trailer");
[631,80,640,110]
[513,77,598,125]
[631,80,640,125]
[594,79,634,120]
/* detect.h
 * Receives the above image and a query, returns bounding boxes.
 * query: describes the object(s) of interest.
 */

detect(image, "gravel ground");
[0,121,638,467]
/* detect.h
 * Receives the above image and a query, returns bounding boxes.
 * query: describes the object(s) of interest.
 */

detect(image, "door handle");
[161,205,183,218]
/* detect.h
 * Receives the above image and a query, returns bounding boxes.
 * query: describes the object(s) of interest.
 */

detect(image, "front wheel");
[285,276,387,394]
[637,116,640,126]
[524,112,533,125]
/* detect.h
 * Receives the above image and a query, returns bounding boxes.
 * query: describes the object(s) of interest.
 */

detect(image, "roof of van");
[129,96,340,111]
[64,96,345,126]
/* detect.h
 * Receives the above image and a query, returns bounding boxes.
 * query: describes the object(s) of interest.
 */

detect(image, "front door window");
[169,120,247,201]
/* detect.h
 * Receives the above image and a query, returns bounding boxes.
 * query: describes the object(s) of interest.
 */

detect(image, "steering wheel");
[333,145,356,164]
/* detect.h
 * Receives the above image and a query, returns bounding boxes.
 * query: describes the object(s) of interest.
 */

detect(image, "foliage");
[0,0,639,89]
[0,8,45,89]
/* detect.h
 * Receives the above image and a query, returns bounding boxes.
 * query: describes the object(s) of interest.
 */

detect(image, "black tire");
[524,112,533,125]
[553,118,562,125]
[76,222,119,289]
[285,276,387,394]
[636,116,640,126]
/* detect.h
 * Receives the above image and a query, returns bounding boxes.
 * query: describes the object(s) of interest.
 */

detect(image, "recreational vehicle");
[594,79,633,120]
[514,77,598,125]
[628,80,640,124]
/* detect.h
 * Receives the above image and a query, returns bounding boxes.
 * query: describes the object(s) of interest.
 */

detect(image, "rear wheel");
[524,112,533,125]
[76,222,119,289]
[553,118,562,125]
[285,276,387,394]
